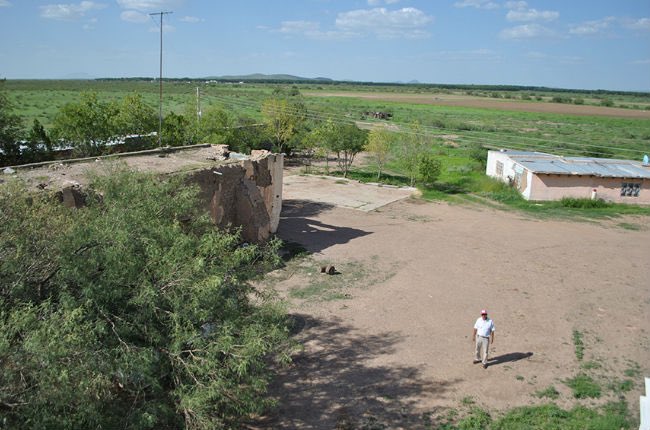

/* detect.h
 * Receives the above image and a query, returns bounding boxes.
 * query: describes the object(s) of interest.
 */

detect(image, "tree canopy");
[0,167,291,429]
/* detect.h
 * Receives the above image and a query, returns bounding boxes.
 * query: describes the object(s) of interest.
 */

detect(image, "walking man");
[473,309,495,369]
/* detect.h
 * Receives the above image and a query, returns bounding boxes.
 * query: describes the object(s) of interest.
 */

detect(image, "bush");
[417,153,442,184]
[560,197,611,209]
[0,168,290,429]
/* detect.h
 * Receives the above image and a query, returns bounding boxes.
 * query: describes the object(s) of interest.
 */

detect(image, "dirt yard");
[305,91,650,119]
[256,171,650,429]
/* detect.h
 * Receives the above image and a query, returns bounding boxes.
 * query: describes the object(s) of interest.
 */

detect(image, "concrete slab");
[283,174,416,211]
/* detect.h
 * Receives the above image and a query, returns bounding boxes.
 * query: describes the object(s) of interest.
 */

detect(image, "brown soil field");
[305,91,650,119]
[255,172,650,429]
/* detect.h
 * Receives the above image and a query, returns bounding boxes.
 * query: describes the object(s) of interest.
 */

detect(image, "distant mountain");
[206,73,333,82]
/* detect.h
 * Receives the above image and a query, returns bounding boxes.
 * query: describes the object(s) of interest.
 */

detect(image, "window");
[621,182,640,197]
[496,161,503,177]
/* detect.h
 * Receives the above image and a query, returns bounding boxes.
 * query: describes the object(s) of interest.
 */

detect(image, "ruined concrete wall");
[187,150,283,243]
[49,146,283,243]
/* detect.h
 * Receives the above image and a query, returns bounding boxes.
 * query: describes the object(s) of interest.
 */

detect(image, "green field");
[5,79,650,161]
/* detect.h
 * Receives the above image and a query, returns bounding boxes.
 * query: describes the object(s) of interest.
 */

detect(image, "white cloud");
[120,10,148,23]
[0,0,12,7]
[116,0,183,12]
[505,1,558,22]
[180,15,202,23]
[499,23,555,39]
[278,20,354,40]
[40,1,106,20]
[454,0,499,10]
[335,7,433,39]
[504,1,527,10]
[569,17,614,36]
[631,58,650,65]
[507,8,558,22]
[277,7,433,40]
[368,0,400,5]
[624,17,650,31]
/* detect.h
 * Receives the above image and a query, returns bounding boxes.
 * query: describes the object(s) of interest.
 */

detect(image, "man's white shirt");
[474,317,495,337]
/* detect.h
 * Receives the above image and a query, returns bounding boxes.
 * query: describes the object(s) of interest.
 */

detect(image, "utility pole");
[196,86,202,124]
[150,11,172,147]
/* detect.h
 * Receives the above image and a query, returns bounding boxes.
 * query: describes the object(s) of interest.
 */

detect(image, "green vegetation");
[534,386,560,400]
[0,168,291,429]
[573,330,585,361]
[489,401,631,430]
[565,374,602,398]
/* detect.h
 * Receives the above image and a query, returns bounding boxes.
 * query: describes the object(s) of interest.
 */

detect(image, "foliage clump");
[0,167,290,429]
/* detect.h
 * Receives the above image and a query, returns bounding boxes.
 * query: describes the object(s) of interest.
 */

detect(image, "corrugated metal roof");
[496,150,650,179]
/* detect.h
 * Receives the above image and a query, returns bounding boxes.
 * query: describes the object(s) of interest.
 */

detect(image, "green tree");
[195,105,234,146]
[162,112,193,147]
[366,127,393,180]
[0,168,291,429]
[261,98,304,154]
[417,153,442,185]
[21,119,53,164]
[230,115,269,153]
[52,92,118,156]
[393,121,429,186]
[329,123,368,178]
[0,82,24,166]
[114,93,157,150]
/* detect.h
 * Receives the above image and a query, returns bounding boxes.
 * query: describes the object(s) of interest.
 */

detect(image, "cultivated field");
[305,90,650,119]
[256,171,650,429]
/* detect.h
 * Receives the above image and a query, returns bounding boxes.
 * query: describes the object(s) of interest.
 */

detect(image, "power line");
[203,93,648,157]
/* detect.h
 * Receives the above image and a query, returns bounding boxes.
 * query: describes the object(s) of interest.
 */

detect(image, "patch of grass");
[286,259,396,302]
[609,379,634,393]
[581,360,601,370]
[623,362,641,378]
[572,330,585,361]
[565,373,601,398]
[534,385,560,400]
[461,396,475,406]
[492,401,631,430]
[617,222,641,230]
[515,375,524,381]
[342,169,411,187]
[560,197,611,208]
[457,407,491,430]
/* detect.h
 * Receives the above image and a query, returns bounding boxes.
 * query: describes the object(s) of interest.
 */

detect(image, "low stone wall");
[7,144,283,244]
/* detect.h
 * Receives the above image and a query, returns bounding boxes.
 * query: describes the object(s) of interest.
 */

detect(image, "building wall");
[486,150,532,198]
[529,174,650,204]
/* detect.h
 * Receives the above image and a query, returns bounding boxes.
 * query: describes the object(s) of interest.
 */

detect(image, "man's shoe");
[483,363,488,369]
[473,360,481,364]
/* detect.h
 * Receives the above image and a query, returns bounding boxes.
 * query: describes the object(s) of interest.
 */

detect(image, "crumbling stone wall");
[28,145,283,244]
[189,151,283,243]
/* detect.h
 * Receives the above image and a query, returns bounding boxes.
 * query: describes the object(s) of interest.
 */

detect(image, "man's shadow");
[488,352,533,366]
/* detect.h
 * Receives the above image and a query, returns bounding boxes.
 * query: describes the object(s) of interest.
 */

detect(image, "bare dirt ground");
[305,91,650,119]
[256,170,650,429]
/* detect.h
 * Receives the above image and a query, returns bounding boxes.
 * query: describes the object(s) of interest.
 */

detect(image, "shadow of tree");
[256,315,461,429]
[488,352,534,366]
[278,199,371,254]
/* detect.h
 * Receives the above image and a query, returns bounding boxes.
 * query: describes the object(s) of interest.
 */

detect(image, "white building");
[486,150,650,204]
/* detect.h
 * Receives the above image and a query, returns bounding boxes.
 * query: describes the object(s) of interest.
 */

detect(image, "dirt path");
[257,174,650,429]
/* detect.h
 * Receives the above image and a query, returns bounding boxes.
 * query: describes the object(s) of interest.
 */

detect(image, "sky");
[1,0,649,91]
